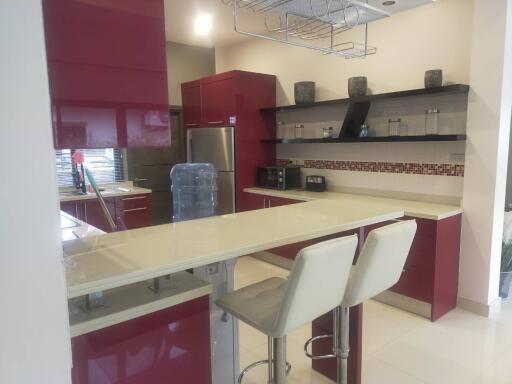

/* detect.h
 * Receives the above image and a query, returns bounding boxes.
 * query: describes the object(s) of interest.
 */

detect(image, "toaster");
[305,175,326,192]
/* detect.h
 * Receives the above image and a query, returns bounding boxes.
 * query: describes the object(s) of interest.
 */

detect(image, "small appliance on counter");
[305,175,327,192]
[257,166,301,190]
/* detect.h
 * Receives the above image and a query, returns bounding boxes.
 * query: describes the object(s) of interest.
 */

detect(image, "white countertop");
[64,199,403,299]
[61,211,105,241]
[59,185,152,202]
[244,188,462,221]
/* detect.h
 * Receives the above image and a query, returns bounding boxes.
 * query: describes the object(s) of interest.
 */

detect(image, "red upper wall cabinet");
[201,73,237,126]
[43,0,171,149]
[181,80,202,128]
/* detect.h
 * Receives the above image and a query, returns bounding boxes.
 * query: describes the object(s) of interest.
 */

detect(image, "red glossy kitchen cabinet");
[71,296,212,384]
[60,194,152,232]
[360,215,462,321]
[201,73,237,126]
[181,80,202,128]
[61,200,83,219]
[115,194,153,230]
[83,198,117,233]
[43,0,170,149]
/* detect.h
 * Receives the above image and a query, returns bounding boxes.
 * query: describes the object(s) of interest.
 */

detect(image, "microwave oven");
[256,166,301,190]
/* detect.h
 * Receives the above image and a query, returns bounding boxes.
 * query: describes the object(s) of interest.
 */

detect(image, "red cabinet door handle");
[121,196,147,202]
[122,207,148,213]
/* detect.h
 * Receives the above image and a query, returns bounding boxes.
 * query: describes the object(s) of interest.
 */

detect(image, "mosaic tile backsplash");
[277,159,464,177]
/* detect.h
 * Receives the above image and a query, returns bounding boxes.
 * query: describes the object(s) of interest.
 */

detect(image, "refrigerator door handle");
[187,135,193,163]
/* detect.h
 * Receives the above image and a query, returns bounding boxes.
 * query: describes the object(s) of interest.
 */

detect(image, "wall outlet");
[294,158,305,166]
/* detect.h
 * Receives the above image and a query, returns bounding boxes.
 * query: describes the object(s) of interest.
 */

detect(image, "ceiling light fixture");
[194,14,213,36]
[382,1,396,5]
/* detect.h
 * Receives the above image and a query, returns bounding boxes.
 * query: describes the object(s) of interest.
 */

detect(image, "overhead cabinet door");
[43,0,170,149]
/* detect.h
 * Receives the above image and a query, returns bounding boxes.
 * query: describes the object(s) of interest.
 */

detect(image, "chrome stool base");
[238,336,292,384]
[303,306,350,384]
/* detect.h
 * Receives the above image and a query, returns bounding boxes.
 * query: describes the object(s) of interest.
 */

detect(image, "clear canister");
[388,118,401,137]
[425,109,440,135]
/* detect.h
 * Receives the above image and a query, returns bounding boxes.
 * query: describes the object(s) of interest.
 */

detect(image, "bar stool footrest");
[304,334,337,360]
[238,359,292,383]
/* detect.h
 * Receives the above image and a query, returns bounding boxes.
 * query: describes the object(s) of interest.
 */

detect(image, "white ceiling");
[164,0,434,48]
[164,0,247,48]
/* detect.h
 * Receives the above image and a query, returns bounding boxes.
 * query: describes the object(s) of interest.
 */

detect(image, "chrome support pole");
[273,336,287,384]
[268,336,274,384]
[340,307,350,384]
[237,335,291,384]
[333,306,342,384]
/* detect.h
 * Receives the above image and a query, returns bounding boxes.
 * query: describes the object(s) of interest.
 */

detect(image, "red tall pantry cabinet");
[42,0,171,149]
[181,71,277,212]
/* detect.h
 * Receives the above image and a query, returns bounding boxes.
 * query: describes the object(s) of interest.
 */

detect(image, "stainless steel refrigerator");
[187,127,235,215]
[187,126,239,384]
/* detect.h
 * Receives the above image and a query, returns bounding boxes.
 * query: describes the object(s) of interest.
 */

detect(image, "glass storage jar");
[425,109,440,135]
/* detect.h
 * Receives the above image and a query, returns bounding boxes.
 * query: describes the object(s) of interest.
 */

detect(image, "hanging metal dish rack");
[221,0,390,58]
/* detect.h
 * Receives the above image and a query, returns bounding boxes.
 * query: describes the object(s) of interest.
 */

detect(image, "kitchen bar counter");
[244,187,462,220]
[64,199,403,299]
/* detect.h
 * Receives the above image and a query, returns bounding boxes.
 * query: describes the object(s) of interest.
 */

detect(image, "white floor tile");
[235,256,512,384]
[362,357,428,384]
[472,344,512,384]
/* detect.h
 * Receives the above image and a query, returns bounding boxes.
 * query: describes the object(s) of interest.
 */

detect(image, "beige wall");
[166,41,215,105]
[213,0,473,200]
[0,1,71,382]
[215,0,473,106]
[458,0,512,314]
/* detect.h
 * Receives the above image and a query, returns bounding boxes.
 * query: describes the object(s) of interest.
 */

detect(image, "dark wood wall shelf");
[261,84,469,113]
[262,134,467,144]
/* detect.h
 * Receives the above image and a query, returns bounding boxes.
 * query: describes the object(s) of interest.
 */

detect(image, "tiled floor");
[235,256,512,384]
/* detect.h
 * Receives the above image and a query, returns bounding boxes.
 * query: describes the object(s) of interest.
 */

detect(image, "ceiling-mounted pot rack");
[221,0,388,58]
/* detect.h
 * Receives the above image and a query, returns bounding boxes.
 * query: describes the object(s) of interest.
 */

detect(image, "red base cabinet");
[83,198,117,233]
[61,193,152,232]
[312,306,363,384]
[360,214,462,321]
[71,296,212,384]
[115,195,153,230]
[43,0,170,149]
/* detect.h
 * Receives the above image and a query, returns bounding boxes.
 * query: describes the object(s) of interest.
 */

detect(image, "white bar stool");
[304,220,417,384]
[216,235,359,384]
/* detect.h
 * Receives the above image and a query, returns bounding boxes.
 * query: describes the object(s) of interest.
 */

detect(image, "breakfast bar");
[64,198,404,384]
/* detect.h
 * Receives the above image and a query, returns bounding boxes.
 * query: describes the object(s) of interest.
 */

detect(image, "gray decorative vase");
[348,77,367,97]
[425,69,443,88]
[294,81,315,104]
